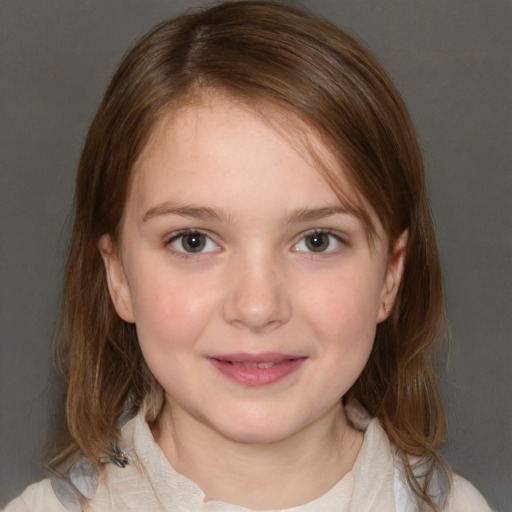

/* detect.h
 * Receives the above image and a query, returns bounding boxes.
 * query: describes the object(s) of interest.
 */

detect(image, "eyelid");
[292,228,346,254]
[165,228,221,256]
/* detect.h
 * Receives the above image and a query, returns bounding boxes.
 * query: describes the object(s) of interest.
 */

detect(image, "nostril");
[223,290,291,331]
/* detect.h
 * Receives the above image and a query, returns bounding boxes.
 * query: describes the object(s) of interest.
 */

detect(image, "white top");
[4,404,493,512]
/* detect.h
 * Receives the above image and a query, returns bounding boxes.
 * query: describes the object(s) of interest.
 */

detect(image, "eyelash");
[292,229,346,255]
[164,228,346,258]
[165,229,220,258]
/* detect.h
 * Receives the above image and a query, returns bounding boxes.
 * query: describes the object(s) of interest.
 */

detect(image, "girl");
[5,1,492,511]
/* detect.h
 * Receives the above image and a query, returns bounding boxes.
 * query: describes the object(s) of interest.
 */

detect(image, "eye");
[168,230,219,254]
[293,230,344,253]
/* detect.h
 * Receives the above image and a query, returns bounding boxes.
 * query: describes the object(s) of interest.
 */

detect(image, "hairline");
[120,84,383,250]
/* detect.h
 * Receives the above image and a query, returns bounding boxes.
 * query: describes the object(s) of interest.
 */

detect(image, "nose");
[222,253,292,332]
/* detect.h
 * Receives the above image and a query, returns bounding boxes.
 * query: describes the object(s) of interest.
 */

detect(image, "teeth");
[230,361,276,369]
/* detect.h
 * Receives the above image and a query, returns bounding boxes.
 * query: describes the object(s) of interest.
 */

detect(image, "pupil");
[307,233,329,252]
[183,233,205,252]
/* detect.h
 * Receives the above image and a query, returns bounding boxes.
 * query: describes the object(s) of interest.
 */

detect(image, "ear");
[377,230,408,323]
[98,234,136,323]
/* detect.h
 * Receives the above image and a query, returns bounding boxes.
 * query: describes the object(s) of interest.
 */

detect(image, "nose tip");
[222,261,291,332]
[229,299,285,332]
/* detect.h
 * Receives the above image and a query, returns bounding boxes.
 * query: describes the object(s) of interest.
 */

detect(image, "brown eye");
[293,230,343,254]
[169,230,219,254]
[305,232,330,252]
[181,232,206,252]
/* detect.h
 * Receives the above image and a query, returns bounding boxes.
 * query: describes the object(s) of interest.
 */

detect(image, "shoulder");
[444,474,493,512]
[3,479,67,512]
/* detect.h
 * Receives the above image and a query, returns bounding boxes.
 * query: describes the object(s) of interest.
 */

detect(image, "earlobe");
[98,234,136,323]
[377,230,408,323]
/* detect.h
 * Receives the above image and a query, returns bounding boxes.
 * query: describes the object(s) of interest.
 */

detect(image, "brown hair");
[50,1,448,509]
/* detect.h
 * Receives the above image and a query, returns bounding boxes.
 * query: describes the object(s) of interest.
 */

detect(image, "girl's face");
[100,96,405,445]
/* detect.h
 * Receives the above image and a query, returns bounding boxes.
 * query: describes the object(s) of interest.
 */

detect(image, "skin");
[99,95,406,509]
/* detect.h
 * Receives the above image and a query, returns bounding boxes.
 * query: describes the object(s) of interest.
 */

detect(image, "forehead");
[129,93,379,234]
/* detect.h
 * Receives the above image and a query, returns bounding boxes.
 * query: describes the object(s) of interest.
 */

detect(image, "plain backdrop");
[1,1,511,510]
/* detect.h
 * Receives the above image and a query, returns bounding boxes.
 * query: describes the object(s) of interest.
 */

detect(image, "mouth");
[208,353,307,386]
[230,361,280,369]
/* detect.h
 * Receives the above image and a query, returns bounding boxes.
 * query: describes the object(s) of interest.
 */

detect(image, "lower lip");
[209,357,306,386]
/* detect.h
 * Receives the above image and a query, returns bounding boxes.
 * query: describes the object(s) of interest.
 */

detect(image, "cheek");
[299,269,381,361]
[129,268,220,354]
[305,269,381,325]
[129,270,221,395]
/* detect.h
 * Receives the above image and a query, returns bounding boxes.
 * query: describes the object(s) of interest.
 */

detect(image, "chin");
[220,425,296,445]
[211,410,305,446]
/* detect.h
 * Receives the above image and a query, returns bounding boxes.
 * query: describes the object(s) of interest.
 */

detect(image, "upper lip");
[209,352,304,363]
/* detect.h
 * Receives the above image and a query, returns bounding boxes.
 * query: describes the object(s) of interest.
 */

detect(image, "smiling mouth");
[230,361,278,369]
[208,354,306,386]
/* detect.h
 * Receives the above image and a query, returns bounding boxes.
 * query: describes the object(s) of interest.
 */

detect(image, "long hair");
[49,2,448,509]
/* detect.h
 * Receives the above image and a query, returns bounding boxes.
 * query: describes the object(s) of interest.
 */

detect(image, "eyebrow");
[287,205,352,223]
[142,201,355,224]
[143,203,227,223]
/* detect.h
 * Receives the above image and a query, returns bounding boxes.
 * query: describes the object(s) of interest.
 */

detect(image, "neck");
[151,398,363,509]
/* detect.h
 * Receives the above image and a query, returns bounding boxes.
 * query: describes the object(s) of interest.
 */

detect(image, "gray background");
[1,0,510,510]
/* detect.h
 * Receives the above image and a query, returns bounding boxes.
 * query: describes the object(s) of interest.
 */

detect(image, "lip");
[208,352,307,386]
